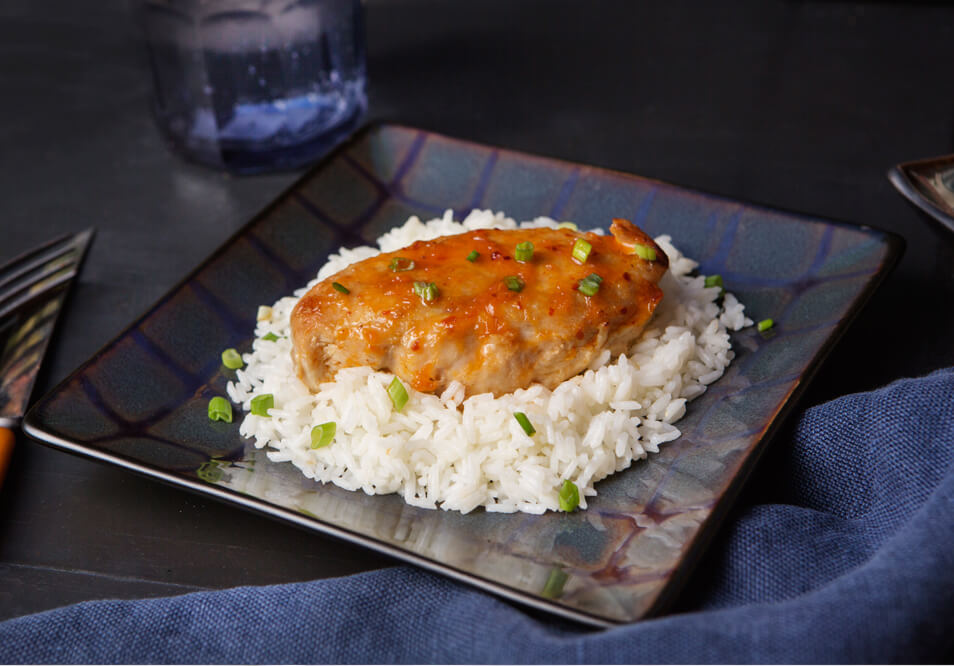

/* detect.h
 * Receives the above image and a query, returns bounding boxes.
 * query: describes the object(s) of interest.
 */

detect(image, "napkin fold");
[2,369,953,664]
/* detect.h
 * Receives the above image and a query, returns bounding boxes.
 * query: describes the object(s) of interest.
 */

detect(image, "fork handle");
[0,427,14,488]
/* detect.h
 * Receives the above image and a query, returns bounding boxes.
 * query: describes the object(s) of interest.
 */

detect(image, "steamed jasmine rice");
[226,210,751,514]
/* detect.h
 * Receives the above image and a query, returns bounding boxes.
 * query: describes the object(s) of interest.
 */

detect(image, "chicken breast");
[290,218,669,397]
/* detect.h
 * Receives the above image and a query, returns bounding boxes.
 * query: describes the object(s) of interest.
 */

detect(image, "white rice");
[227,210,751,514]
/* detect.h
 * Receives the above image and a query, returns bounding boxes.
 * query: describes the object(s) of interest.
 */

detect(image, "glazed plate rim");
[887,155,954,234]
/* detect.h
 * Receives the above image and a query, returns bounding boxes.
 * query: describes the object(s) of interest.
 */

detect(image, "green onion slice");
[556,222,578,231]
[389,256,415,272]
[514,411,535,436]
[332,282,350,294]
[466,250,479,262]
[388,377,409,411]
[413,281,439,303]
[515,241,534,263]
[571,238,592,264]
[197,460,223,483]
[577,273,603,297]
[504,275,525,292]
[261,332,279,342]
[541,568,569,599]
[634,243,657,261]
[757,318,775,332]
[207,396,232,423]
[310,422,336,449]
[221,348,243,369]
[558,479,580,512]
[250,393,274,417]
[704,274,724,289]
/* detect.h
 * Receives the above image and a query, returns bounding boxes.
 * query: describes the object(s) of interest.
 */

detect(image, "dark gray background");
[1,0,952,621]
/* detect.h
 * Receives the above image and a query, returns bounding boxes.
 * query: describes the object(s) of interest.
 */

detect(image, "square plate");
[888,153,954,234]
[24,124,902,626]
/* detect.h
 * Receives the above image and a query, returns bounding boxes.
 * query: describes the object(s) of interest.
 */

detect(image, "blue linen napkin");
[2,368,953,664]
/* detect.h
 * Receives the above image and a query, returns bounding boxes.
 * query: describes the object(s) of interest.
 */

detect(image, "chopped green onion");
[389,256,415,272]
[556,222,578,231]
[571,238,592,264]
[332,282,350,294]
[558,479,580,512]
[514,412,535,436]
[466,250,479,262]
[704,274,724,289]
[541,568,569,599]
[196,460,223,483]
[757,318,775,332]
[207,396,232,423]
[515,241,534,263]
[388,377,409,411]
[578,281,599,296]
[634,243,657,261]
[261,332,279,342]
[504,275,525,292]
[250,393,274,417]
[221,348,243,369]
[577,273,603,297]
[310,422,336,449]
[413,281,439,303]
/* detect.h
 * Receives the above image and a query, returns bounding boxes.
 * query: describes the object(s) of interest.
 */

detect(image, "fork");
[0,230,94,485]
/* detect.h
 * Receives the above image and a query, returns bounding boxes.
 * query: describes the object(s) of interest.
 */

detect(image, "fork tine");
[0,230,94,322]
[0,233,77,293]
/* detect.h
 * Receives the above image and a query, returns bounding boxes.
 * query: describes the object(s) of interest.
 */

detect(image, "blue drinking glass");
[137,0,367,174]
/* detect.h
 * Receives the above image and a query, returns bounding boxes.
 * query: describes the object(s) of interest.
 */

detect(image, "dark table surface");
[1,0,952,624]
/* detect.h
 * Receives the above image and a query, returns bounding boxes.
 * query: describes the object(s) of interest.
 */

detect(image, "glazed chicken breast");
[290,218,669,397]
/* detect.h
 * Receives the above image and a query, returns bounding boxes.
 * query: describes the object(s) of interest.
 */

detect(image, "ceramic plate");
[888,154,954,234]
[24,124,902,626]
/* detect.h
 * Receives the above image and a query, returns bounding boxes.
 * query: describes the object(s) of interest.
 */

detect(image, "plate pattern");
[24,124,902,625]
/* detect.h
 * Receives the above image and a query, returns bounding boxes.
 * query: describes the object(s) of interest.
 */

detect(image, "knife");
[0,229,94,487]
